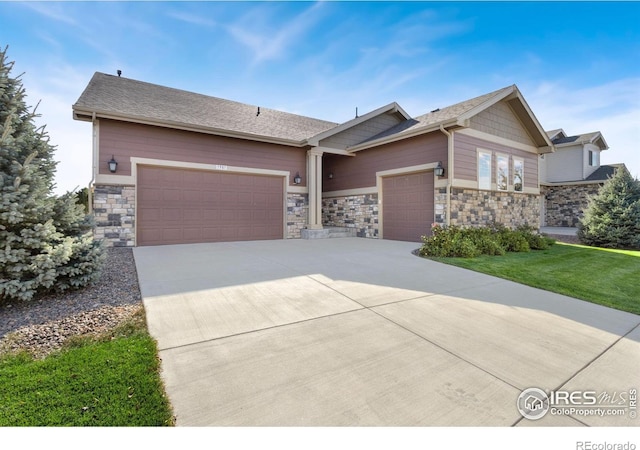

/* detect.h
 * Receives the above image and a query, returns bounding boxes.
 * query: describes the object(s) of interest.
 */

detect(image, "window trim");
[477,149,492,191]
[513,157,524,192]
[496,153,509,191]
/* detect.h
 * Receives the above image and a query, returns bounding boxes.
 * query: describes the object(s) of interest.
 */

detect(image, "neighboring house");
[540,128,624,227]
[72,73,554,247]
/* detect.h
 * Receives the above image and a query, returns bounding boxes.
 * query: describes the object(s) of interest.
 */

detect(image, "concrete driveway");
[133,238,640,426]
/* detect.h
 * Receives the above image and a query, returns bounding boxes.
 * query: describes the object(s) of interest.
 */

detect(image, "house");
[540,128,625,227]
[72,73,554,247]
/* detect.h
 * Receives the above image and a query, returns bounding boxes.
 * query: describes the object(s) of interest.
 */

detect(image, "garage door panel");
[137,165,283,246]
[163,189,182,202]
[383,171,434,242]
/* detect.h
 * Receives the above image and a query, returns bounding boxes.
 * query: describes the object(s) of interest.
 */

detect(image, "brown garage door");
[382,171,434,242]
[137,166,284,246]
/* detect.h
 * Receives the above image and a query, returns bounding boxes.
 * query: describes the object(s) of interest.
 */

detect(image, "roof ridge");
[90,72,338,126]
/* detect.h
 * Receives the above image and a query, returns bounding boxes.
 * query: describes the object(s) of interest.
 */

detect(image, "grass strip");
[429,242,640,315]
[0,309,174,426]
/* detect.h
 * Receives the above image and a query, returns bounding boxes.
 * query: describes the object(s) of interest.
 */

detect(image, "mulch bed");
[0,248,143,358]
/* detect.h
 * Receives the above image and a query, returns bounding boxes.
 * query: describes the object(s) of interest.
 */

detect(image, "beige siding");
[323,132,447,191]
[469,101,535,146]
[542,146,583,182]
[319,113,403,150]
[454,132,538,188]
[98,119,307,186]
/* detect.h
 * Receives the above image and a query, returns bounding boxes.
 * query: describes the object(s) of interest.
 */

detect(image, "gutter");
[439,124,452,226]
[72,108,308,148]
[88,112,97,213]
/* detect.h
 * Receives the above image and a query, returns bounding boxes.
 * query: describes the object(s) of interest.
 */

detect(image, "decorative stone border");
[322,194,379,238]
[541,184,602,227]
[92,185,135,247]
[287,193,308,239]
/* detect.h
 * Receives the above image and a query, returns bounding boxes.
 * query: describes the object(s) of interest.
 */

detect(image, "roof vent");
[117,70,122,77]
[256,107,261,117]
[431,108,440,113]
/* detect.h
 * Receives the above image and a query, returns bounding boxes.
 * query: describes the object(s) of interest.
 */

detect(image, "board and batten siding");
[98,119,307,185]
[453,132,538,189]
[323,132,447,192]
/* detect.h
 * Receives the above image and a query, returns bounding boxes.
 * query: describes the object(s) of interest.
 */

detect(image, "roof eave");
[346,119,459,153]
[72,107,307,148]
[306,102,411,146]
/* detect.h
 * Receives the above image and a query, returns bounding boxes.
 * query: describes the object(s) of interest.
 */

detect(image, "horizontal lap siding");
[453,132,538,188]
[323,132,447,191]
[98,119,306,185]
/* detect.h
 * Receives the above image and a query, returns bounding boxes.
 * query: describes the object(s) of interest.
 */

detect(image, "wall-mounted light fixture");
[293,172,302,185]
[108,155,118,173]
[434,162,445,177]
[328,172,334,180]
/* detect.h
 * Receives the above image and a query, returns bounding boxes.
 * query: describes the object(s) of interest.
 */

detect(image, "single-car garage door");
[137,166,284,246]
[382,171,434,242]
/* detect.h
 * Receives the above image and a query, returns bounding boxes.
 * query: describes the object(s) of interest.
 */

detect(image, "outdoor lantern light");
[434,162,445,177]
[328,172,334,180]
[108,156,118,173]
[293,172,302,184]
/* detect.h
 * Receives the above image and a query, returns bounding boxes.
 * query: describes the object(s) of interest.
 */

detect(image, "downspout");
[88,112,97,213]
[439,124,452,226]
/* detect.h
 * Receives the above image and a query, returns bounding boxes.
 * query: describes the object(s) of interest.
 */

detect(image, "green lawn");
[430,242,640,315]
[0,309,174,426]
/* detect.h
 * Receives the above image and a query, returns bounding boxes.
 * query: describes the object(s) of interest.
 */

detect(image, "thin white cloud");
[226,2,326,66]
[167,10,216,28]
[525,78,640,178]
[21,2,79,28]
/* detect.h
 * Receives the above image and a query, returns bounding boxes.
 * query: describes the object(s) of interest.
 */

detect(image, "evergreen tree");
[577,167,640,249]
[0,46,104,302]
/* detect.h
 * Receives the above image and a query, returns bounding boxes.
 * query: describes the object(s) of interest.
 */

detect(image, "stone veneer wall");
[541,183,602,227]
[287,193,308,239]
[447,188,540,228]
[93,185,135,247]
[322,194,379,238]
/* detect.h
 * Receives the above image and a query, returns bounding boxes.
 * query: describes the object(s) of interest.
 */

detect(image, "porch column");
[307,148,324,229]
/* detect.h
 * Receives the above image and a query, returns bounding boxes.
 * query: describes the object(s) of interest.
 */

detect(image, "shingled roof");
[347,85,552,152]
[73,72,338,146]
[550,131,609,150]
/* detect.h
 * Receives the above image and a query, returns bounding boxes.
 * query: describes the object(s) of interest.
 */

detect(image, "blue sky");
[1,1,639,194]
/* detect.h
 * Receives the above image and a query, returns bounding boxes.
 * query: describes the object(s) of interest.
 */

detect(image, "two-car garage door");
[137,166,284,246]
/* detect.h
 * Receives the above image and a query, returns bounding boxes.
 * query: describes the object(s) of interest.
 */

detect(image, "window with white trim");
[496,154,509,191]
[513,157,524,192]
[478,150,492,190]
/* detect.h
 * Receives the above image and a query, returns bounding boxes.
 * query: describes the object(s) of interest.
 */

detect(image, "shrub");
[419,223,553,258]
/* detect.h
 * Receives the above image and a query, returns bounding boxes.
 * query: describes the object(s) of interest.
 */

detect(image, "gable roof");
[546,129,566,140]
[73,72,338,146]
[306,102,410,146]
[549,130,609,151]
[347,85,553,152]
